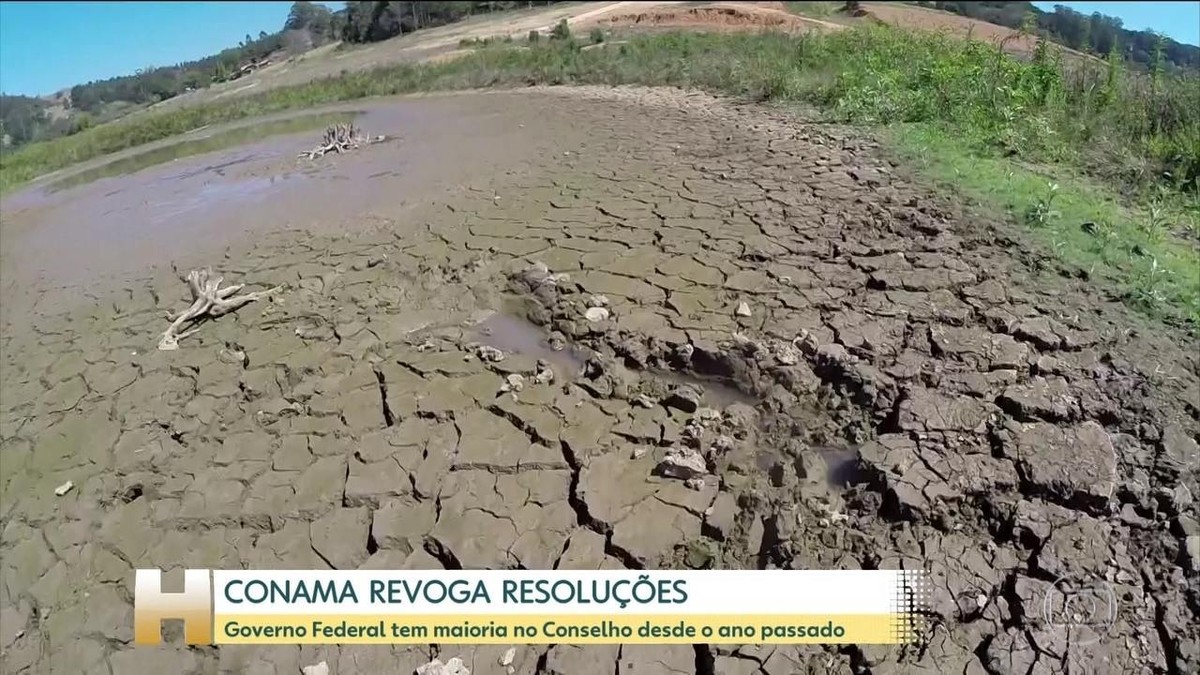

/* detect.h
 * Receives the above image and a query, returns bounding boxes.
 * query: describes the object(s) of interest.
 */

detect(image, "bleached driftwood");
[298,122,385,160]
[158,268,283,351]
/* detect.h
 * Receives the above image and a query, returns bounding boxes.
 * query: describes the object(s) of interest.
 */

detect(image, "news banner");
[134,569,930,645]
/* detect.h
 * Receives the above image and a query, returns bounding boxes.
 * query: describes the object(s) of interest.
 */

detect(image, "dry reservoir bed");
[0,87,1197,675]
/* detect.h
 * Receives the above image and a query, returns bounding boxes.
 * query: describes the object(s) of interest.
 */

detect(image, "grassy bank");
[3,27,1197,325]
[888,126,1198,328]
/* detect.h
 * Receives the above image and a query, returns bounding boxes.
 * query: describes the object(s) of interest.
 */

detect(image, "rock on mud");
[500,374,525,393]
[772,339,800,365]
[534,359,555,385]
[1186,536,1200,572]
[662,384,702,413]
[302,662,330,675]
[477,345,505,362]
[519,261,569,289]
[656,447,707,481]
[584,306,610,322]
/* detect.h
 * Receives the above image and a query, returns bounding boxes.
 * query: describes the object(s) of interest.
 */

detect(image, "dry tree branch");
[158,268,283,351]
[298,122,386,160]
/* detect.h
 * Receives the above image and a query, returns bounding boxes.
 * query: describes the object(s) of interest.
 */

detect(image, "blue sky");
[1,2,1197,97]
[0,2,339,96]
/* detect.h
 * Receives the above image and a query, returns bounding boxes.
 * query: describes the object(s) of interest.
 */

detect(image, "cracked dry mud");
[2,87,1199,675]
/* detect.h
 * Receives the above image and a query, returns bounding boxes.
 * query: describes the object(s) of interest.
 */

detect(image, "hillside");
[909,1,1199,69]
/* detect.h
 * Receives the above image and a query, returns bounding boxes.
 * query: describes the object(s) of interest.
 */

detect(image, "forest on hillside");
[911,1,1200,69]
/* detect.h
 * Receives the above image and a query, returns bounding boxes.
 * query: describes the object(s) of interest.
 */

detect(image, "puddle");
[145,176,279,222]
[654,369,758,409]
[46,111,360,193]
[815,446,862,489]
[470,311,588,379]
[755,444,862,490]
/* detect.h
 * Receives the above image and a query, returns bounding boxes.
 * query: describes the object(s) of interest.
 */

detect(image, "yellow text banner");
[215,613,914,644]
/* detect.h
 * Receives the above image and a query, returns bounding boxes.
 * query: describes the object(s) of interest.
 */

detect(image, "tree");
[343,1,404,43]
[0,95,49,146]
[285,1,334,41]
[286,2,317,30]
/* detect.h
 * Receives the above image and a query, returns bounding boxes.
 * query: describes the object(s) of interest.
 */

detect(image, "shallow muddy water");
[0,94,599,299]
[653,368,759,409]
[46,111,359,193]
[470,310,590,380]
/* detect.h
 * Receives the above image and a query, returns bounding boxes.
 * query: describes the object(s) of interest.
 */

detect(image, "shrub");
[551,19,570,41]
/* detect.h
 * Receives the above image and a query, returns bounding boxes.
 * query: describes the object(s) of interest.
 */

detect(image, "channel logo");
[1040,574,1117,648]
[133,569,213,645]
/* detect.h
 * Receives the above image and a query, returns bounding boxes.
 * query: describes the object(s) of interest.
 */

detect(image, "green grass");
[3,27,1197,326]
[889,125,1199,327]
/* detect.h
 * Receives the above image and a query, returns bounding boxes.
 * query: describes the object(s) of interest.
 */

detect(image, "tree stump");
[157,268,283,350]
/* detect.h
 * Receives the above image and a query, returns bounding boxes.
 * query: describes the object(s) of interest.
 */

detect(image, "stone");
[500,373,525,393]
[1186,536,1200,573]
[302,662,330,675]
[477,345,505,362]
[584,306,610,322]
[772,340,800,365]
[735,301,752,317]
[662,385,701,413]
[54,481,74,496]
[1160,424,1199,477]
[656,447,708,481]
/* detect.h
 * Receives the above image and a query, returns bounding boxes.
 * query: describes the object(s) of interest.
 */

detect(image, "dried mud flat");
[1,87,1198,675]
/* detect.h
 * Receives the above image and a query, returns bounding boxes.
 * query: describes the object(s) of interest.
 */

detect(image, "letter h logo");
[134,569,213,645]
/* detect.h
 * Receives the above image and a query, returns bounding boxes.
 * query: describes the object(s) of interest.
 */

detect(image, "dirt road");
[1,88,1197,674]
